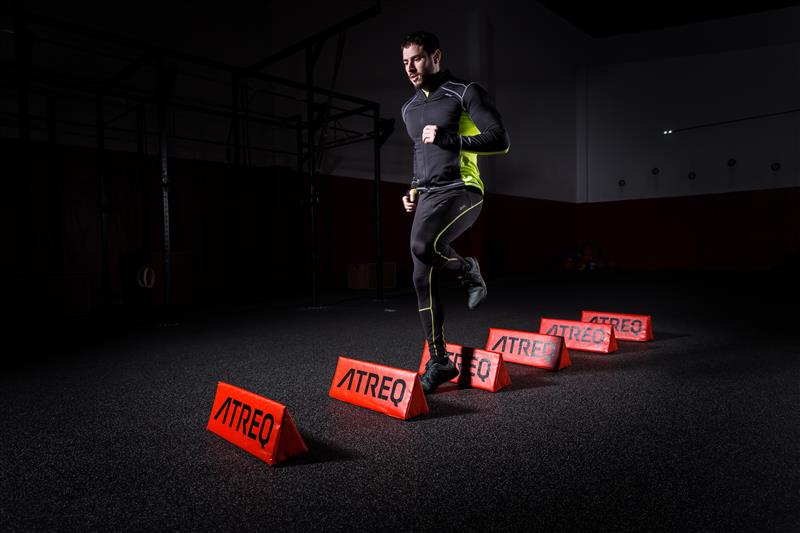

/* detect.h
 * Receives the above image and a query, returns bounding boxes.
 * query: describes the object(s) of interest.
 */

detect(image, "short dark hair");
[401,30,440,55]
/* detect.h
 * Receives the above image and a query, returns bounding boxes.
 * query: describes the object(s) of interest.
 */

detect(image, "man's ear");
[432,49,442,65]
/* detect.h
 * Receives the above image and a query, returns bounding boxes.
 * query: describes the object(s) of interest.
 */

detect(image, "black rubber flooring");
[3,271,799,531]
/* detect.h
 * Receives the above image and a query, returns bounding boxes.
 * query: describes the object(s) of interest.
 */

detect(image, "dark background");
[2,2,799,531]
[4,0,799,321]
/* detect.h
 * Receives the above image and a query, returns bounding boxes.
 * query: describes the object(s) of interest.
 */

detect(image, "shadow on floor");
[651,331,693,341]
[502,368,560,392]
[409,395,480,421]
[276,435,358,467]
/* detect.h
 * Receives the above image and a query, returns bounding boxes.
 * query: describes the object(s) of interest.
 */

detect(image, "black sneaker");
[419,358,459,394]
[459,256,487,310]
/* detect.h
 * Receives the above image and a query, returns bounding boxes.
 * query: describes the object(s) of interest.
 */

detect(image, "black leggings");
[410,186,483,362]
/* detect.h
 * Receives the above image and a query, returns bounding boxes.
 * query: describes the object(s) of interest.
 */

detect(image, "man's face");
[402,43,440,89]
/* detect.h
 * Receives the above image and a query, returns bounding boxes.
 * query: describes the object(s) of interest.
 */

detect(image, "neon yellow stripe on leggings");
[433,199,484,263]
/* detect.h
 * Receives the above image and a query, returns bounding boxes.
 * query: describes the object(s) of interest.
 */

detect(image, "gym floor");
[3,271,798,531]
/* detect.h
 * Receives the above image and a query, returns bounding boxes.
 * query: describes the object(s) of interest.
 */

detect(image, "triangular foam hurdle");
[539,318,617,354]
[557,341,572,369]
[206,381,308,466]
[580,310,654,342]
[272,410,309,463]
[493,356,512,392]
[404,378,430,419]
[329,356,429,420]
[486,327,572,371]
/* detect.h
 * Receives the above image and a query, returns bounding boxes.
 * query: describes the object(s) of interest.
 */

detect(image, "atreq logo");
[213,396,274,449]
[544,324,605,345]
[489,335,557,362]
[588,315,643,334]
[336,368,407,407]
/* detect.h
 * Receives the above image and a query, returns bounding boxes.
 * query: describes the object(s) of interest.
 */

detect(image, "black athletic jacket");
[401,70,510,195]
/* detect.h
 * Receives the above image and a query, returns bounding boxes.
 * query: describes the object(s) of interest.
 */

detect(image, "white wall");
[577,7,800,203]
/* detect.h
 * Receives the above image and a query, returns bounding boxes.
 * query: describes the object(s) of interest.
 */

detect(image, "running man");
[400,30,510,393]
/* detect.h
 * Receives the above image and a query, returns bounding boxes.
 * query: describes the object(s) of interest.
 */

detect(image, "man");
[400,30,510,393]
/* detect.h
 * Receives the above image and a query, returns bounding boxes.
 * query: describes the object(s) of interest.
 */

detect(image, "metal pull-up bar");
[7,1,388,313]
[239,1,385,307]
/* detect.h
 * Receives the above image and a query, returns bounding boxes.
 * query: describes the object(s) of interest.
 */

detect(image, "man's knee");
[411,239,437,265]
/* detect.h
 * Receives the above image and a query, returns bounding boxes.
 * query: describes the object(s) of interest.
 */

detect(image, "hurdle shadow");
[276,435,358,467]
[563,344,674,375]
[410,395,480,421]
[453,346,503,391]
[503,367,559,392]
[651,331,692,341]
[456,347,476,389]
[614,342,659,355]
[603,332,694,356]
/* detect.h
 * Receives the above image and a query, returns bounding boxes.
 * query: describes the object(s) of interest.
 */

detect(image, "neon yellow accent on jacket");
[458,111,484,194]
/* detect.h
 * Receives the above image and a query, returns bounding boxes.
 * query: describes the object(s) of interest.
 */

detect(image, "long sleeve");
[434,83,510,154]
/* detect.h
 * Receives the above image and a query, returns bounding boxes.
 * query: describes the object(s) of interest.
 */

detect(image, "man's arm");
[460,83,510,154]
[433,83,510,154]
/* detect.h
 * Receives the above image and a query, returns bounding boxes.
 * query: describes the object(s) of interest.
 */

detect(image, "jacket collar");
[420,69,452,95]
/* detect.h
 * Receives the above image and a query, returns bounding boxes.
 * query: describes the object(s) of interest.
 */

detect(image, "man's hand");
[402,188,418,213]
[422,124,459,148]
[422,125,438,144]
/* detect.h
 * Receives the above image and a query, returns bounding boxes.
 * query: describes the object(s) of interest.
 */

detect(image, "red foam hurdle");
[539,318,618,353]
[206,381,308,466]
[486,327,571,370]
[329,356,429,420]
[580,310,654,342]
[418,341,511,392]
